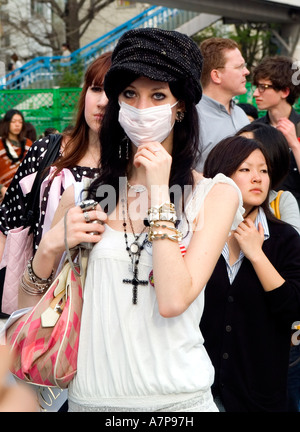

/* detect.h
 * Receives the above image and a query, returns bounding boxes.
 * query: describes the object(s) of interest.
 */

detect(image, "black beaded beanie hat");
[104,27,203,104]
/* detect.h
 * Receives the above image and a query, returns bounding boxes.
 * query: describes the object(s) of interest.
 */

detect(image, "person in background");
[0,52,112,411]
[43,127,59,137]
[0,53,111,329]
[196,37,250,172]
[11,53,22,71]
[24,27,244,412]
[201,135,300,412]
[0,52,112,258]
[10,54,23,89]
[252,55,300,209]
[61,43,71,63]
[237,122,300,233]
[0,109,30,319]
[0,109,32,201]
[237,103,258,122]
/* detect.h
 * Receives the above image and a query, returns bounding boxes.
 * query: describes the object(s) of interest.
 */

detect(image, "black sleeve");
[264,223,300,324]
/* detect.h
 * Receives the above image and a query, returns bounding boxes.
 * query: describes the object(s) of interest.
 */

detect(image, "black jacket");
[200,219,300,412]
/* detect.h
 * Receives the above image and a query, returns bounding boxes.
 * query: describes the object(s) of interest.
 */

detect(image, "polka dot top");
[0,136,100,251]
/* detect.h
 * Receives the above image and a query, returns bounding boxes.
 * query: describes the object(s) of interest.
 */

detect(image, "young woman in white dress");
[19,28,244,412]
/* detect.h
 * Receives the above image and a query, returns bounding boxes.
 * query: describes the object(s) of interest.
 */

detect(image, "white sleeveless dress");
[68,174,244,412]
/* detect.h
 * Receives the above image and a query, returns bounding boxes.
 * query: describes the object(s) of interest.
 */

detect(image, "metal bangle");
[27,257,54,285]
[20,274,49,296]
[148,228,182,243]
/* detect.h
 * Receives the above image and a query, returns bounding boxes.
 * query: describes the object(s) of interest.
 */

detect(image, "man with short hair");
[196,37,250,172]
[253,55,300,209]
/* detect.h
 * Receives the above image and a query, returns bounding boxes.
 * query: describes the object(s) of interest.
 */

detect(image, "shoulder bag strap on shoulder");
[270,190,283,219]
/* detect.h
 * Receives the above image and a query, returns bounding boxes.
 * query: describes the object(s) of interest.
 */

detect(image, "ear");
[177,100,186,112]
[210,69,222,84]
[176,101,186,123]
[280,87,290,100]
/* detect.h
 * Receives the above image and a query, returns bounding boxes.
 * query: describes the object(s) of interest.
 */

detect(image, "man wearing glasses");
[196,37,250,172]
[252,55,300,210]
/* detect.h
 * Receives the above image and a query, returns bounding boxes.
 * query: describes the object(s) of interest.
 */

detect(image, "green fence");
[1,86,299,139]
[0,88,81,137]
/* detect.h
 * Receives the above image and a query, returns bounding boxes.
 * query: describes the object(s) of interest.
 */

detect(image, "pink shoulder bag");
[6,210,88,388]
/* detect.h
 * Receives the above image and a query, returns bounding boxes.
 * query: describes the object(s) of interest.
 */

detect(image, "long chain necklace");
[121,197,148,304]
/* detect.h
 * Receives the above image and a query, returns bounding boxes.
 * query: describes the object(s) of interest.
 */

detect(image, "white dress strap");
[179,173,244,248]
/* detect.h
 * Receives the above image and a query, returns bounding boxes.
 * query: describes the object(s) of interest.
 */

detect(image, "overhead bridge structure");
[146,0,300,59]
[1,0,300,89]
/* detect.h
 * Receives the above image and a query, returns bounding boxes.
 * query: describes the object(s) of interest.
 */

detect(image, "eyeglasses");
[216,62,248,71]
[254,83,275,93]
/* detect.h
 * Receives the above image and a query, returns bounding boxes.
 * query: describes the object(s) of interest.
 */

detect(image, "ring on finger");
[83,211,91,223]
[93,219,104,225]
[79,199,97,211]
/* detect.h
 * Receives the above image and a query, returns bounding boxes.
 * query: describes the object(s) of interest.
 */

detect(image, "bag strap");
[22,134,62,231]
[270,190,283,219]
[64,209,83,278]
[63,209,89,286]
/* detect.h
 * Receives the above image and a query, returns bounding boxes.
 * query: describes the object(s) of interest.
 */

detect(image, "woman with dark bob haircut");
[23,28,244,412]
[236,122,300,233]
[201,135,300,412]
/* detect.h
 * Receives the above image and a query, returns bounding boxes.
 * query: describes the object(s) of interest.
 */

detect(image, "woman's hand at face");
[133,141,172,205]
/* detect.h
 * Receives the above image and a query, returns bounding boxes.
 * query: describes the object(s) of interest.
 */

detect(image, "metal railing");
[0,88,81,136]
[1,84,299,138]
[0,6,198,90]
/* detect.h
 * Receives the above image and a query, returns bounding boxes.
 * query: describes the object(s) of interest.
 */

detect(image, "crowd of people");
[0,29,300,413]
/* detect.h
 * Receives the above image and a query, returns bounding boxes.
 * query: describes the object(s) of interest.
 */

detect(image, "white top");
[69,174,244,409]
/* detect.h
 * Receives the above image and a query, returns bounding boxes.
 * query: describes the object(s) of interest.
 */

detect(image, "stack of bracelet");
[147,202,183,242]
[20,257,54,296]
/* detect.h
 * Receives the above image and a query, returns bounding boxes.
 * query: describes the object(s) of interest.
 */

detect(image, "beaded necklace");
[121,196,149,304]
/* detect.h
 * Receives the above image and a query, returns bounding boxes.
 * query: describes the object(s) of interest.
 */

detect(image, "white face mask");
[118,100,178,147]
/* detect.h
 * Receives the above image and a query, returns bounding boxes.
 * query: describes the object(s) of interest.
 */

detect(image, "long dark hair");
[1,109,26,141]
[203,135,278,221]
[1,109,27,162]
[87,76,200,213]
